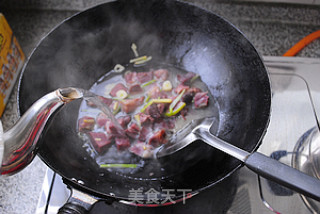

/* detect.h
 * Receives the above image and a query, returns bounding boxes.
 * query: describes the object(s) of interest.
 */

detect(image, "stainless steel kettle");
[0,87,82,175]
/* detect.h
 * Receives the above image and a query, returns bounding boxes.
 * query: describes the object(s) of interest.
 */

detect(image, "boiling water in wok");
[76,63,219,179]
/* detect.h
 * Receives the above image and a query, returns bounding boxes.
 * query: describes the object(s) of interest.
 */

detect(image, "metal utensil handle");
[246,152,320,201]
[195,129,320,202]
[194,130,250,162]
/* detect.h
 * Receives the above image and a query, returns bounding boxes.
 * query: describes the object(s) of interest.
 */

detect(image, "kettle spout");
[0,87,83,176]
[57,87,83,102]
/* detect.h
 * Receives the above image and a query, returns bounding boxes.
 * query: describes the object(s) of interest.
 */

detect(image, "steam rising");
[25,0,219,174]
[17,0,258,198]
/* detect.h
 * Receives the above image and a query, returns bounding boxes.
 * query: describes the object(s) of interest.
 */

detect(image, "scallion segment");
[145,94,151,103]
[114,64,125,73]
[190,75,199,83]
[112,101,121,115]
[165,102,186,117]
[140,100,154,113]
[134,56,152,65]
[152,98,172,103]
[141,79,156,88]
[100,164,137,168]
[169,89,186,113]
[131,43,139,57]
[130,56,148,63]
[116,89,128,99]
[162,80,172,91]
[140,99,172,113]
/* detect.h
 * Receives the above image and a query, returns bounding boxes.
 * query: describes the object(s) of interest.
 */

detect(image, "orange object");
[283,30,320,56]
[0,13,25,116]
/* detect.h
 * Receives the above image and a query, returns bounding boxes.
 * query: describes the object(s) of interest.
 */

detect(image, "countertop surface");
[0,0,319,213]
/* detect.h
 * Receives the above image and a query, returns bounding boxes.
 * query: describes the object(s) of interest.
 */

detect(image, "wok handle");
[58,202,89,214]
[245,152,320,201]
[58,187,98,214]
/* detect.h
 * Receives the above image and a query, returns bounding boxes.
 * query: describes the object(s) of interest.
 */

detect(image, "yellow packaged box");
[0,13,25,117]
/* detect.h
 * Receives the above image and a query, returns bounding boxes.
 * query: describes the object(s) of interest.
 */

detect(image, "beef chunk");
[136,71,153,83]
[115,137,131,150]
[145,103,167,119]
[147,85,160,98]
[117,115,131,129]
[129,84,143,95]
[174,84,190,94]
[105,120,124,137]
[154,118,176,130]
[125,123,140,139]
[88,132,112,153]
[194,92,209,108]
[139,126,151,141]
[139,113,154,126]
[86,96,113,108]
[177,72,196,84]
[124,71,138,84]
[110,83,128,97]
[148,129,167,147]
[120,96,144,113]
[182,87,202,104]
[78,116,95,132]
[96,113,109,128]
[154,69,169,81]
[146,103,162,118]
[129,142,154,158]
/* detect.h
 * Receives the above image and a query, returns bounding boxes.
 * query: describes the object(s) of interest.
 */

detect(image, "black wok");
[18,0,272,212]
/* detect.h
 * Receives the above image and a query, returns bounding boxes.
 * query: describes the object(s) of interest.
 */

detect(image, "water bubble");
[78,180,85,185]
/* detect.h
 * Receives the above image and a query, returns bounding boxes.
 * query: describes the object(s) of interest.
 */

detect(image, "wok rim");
[16,0,271,204]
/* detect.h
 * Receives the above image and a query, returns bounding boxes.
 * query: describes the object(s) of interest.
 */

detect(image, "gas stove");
[35,56,320,214]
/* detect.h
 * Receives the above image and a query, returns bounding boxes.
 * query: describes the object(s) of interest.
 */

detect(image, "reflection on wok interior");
[18,0,270,207]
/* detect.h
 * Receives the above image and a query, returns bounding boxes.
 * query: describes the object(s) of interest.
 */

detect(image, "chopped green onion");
[169,89,186,113]
[162,80,172,91]
[140,98,172,113]
[134,56,152,65]
[114,64,125,73]
[152,98,172,103]
[116,89,128,99]
[141,79,156,88]
[190,75,199,83]
[100,164,137,168]
[145,94,151,103]
[113,101,121,115]
[165,102,186,117]
[131,43,139,57]
[134,114,141,126]
[140,100,154,113]
[130,55,148,63]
